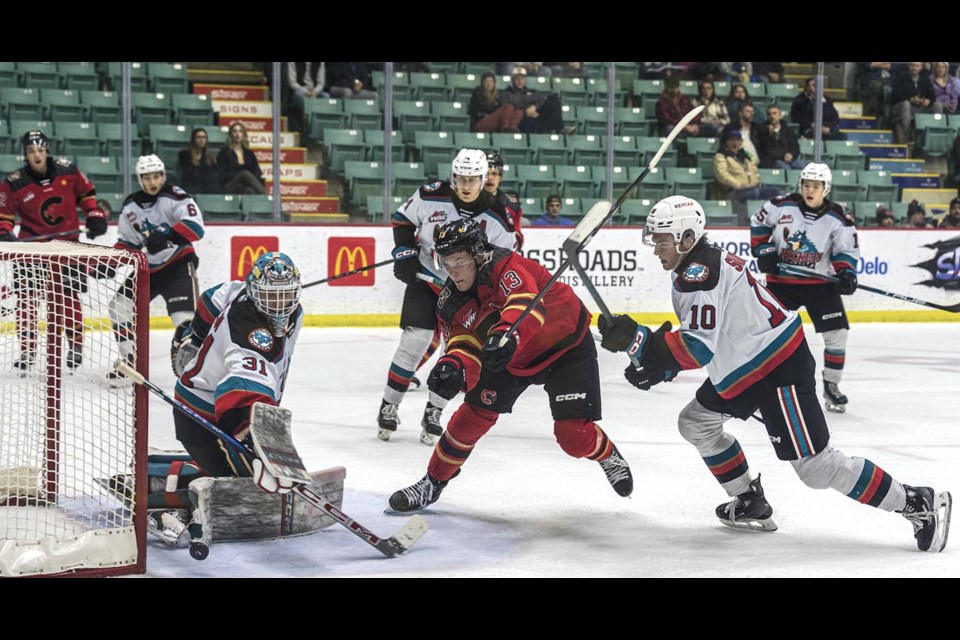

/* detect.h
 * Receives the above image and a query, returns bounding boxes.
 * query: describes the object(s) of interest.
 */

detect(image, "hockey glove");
[171,321,198,376]
[392,246,420,285]
[597,314,640,353]
[481,329,518,372]
[144,224,173,254]
[251,458,297,494]
[755,244,780,274]
[427,358,465,400]
[837,268,858,296]
[85,210,108,239]
[0,229,15,242]
[624,364,677,391]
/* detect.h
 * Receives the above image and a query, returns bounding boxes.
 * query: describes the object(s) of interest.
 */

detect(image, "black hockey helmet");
[434,218,488,258]
[485,151,504,172]
[21,129,50,153]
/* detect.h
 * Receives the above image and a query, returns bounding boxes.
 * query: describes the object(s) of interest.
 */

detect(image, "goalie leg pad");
[187,467,346,544]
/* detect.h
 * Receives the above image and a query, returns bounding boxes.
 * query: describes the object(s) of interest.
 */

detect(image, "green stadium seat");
[130,92,173,135]
[830,169,863,202]
[242,194,279,220]
[324,128,366,176]
[853,201,892,226]
[616,198,653,225]
[637,136,677,167]
[568,134,604,166]
[615,107,653,137]
[577,105,610,136]
[498,162,518,193]
[915,113,957,156]
[148,63,190,94]
[701,199,738,226]
[343,99,381,130]
[453,130,490,150]
[410,72,451,102]
[304,98,347,142]
[17,63,59,89]
[57,121,99,156]
[393,100,435,142]
[766,82,799,106]
[366,195,406,220]
[859,170,899,202]
[826,140,864,171]
[392,162,427,197]
[516,164,559,199]
[195,194,242,220]
[434,102,470,132]
[448,74,481,103]
[364,129,405,162]
[633,79,665,107]
[603,165,633,194]
[462,62,495,76]
[492,132,534,165]
[413,130,457,179]
[0,154,24,180]
[172,94,215,128]
[41,89,85,122]
[370,71,413,102]
[585,77,623,106]
[552,77,589,108]
[667,167,706,195]
[9,118,54,150]
[81,90,123,123]
[758,168,790,192]
[149,124,192,167]
[0,119,12,153]
[426,62,459,74]
[107,62,149,92]
[608,63,641,97]
[611,136,641,166]
[686,136,720,179]
[345,160,386,206]
[0,62,18,88]
[517,197,542,214]
[97,122,142,157]
[529,133,571,165]
[59,63,99,91]
[80,155,123,192]
[3,88,43,121]
[96,191,127,215]
[632,165,668,200]
[556,165,596,199]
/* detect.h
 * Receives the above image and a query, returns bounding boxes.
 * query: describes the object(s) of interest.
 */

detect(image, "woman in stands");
[216,122,266,195]
[693,80,730,138]
[469,71,523,133]
[178,128,221,195]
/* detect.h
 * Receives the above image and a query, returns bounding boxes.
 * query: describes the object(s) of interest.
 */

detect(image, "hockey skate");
[598,444,634,497]
[715,474,778,532]
[66,342,83,370]
[823,377,847,413]
[420,404,443,446]
[147,509,193,548]
[389,473,451,512]
[377,399,400,441]
[899,485,952,552]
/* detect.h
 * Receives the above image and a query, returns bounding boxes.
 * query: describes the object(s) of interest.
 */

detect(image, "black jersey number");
[498,270,522,296]
[689,304,716,330]
[241,356,267,376]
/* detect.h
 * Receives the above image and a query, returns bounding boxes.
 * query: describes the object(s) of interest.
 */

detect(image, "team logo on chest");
[248,328,274,352]
[681,262,709,282]
[428,210,446,223]
[462,308,477,329]
[780,229,823,267]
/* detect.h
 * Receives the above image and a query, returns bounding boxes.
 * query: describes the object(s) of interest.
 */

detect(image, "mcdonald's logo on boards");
[328,237,376,287]
[231,236,280,281]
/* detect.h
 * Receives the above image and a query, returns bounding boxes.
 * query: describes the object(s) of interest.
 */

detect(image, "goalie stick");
[495,105,705,347]
[114,360,429,558]
[778,264,960,313]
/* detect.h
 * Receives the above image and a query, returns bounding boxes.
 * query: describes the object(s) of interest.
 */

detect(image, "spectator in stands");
[753,62,785,84]
[791,77,846,141]
[533,195,574,226]
[692,80,730,138]
[500,62,551,78]
[179,128,221,195]
[938,198,960,229]
[502,67,566,135]
[469,72,523,133]
[544,62,586,78]
[713,129,780,223]
[396,63,430,73]
[875,206,895,228]
[901,200,934,229]
[655,77,700,138]
[856,62,892,119]
[719,63,752,83]
[891,62,942,145]
[721,102,763,161]
[327,62,378,100]
[930,62,959,115]
[217,123,266,195]
[756,104,804,170]
[726,83,751,122]
[287,62,328,133]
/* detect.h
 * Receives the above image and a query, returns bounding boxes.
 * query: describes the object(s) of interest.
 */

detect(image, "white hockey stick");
[495,105,705,347]
[115,360,429,558]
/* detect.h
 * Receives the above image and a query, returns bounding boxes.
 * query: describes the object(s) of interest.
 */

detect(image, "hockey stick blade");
[114,360,429,558]
[778,265,960,313]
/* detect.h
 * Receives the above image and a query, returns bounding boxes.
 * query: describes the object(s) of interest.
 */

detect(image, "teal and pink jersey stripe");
[776,384,818,458]
[846,459,893,508]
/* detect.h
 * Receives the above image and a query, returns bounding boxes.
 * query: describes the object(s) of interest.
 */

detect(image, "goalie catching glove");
[427,358,465,400]
[251,458,299,494]
[170,320,199,376]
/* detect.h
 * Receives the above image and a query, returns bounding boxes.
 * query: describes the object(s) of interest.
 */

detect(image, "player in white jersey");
[378,148,517,446]
[105,155,205,380]
[173,252,303,494]
[750,163,858,413]
[597,195,951,552]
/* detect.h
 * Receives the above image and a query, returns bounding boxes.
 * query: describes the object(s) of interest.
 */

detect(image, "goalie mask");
[643,195,706,252]
[246,252,302,337]
[136,154,166,190]
[433,218,489,271]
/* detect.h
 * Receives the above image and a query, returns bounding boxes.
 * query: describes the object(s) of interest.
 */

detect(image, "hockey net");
[0,240,149,577]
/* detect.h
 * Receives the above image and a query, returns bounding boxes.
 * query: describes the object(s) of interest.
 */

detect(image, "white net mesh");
[0,241,146,576]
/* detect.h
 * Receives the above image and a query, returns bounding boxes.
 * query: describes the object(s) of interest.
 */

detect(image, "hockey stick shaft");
[302,254,414,290]
[778,265,960,313]
[495,106,705,347]
[13,229,83,242]
[115,361,427,557]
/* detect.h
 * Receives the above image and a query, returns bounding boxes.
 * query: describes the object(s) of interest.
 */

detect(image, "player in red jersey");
[0,130,108,372]
[388,218,633,512]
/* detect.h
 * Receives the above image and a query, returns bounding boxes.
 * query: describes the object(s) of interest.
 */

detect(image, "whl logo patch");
[428,210,446,223]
